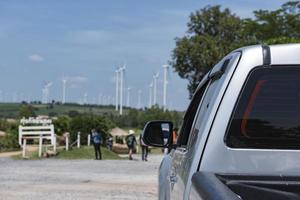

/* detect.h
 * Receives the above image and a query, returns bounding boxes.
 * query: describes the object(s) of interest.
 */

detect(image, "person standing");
[139,133,148,161]
[126,130,136,160]
[107,136,113,150]
[91,129,102,160]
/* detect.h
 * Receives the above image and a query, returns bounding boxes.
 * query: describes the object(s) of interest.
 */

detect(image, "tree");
[53,116,70,136]
[171,2,300,97]
[19,105,36,118]
[243,1,300,43]
[69,115,115,145]
[170,6,248,97]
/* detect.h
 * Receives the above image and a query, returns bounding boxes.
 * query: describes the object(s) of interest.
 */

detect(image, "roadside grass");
[56,146,122,160]
[12,146,122,160]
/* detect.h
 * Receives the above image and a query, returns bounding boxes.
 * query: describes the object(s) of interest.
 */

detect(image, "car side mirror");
[142,121,173,148]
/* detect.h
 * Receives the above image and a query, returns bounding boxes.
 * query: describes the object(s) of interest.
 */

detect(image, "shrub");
[69,115,115,145]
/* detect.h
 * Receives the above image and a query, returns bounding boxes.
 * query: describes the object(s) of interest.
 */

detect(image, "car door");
[168,77,210,200]
[169,53,241,200]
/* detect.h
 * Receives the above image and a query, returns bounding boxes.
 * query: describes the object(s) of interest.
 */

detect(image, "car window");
[176,80,209,147]
[186,76,221,149]
[226,66,300,149]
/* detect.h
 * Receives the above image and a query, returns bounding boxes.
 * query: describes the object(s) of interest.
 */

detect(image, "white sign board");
[18,117,55,145]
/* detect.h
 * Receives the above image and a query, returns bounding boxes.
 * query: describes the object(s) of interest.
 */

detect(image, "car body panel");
[169,52,242,200]
[156,43,300,200]
[200,44,300,175]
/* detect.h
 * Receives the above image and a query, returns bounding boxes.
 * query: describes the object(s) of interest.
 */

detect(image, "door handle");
[177,147,187,154]
[169,174,177,183]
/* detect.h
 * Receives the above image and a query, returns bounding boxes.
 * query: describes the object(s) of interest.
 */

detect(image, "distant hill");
[0,103,129,118]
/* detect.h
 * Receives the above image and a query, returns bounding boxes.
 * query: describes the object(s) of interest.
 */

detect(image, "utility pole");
[153,72,159,105]
[115,69,120,111]
[162,64,169,111]
[137,90,141,108]
[149,82,153,108]
[119,65,126,115]
[127,87,131,107]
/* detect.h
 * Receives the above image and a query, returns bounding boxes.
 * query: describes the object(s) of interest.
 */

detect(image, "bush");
[53,116,70,136]
[109,106,183,129]
[19,105,36,118]
[69,115,115,145]
[0,132,19,152]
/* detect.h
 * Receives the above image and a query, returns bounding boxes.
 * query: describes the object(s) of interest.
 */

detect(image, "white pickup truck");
[142,44,300,200]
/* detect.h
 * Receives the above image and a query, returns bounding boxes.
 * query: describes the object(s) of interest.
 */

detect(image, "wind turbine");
[126,87,131,107]
[119,64,126,115]
[42,81,52,104]
[62,78,67,104]
[162,64,170,111]
[0,90,3,102]
[98,93,102,105]
[149,82,153,108]
[153,72,159,105]
[137,90,142,108]
[83,93,88,104]
[115,68,120,111]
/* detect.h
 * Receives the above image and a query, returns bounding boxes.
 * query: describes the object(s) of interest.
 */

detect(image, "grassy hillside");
[0,103,129,118]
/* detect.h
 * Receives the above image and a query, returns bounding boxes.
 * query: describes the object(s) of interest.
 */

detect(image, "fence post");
[18,125,22,146]
[53,134,57,153]
[65,135,69,151]
[77,132,81,148]
[39,137,43,157]
[87,134,91,146]
[22,138,27,158]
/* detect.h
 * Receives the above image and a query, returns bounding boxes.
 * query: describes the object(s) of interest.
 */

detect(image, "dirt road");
[0,154,163,200]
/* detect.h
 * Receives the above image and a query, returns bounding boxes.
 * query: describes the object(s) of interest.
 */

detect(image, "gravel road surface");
[0,154,163,200]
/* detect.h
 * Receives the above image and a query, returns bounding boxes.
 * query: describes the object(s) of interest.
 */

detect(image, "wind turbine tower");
[153,72,159,105]
[98,93,102,105]
[137,90,142,108]
[162,64,169,111]
[83,93,88,104]
[0,90,3,102]
[119,65,126,115]
[126,87,131,107]
[115,68,120,111]
[42,82,52,104]
[62,78,67,104]
[149,82,153,108]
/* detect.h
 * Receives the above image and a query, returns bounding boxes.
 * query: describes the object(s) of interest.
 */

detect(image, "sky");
[0,0,287,110]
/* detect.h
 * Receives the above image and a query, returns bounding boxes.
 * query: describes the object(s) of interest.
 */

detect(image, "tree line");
[0,105,183,151]
[171,1,300,97]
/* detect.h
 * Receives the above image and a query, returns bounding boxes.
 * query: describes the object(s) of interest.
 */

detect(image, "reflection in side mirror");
[142,121,173,148]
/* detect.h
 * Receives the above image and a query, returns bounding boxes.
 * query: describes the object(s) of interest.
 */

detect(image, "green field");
[12,146,122,160]
[0,103,130,118]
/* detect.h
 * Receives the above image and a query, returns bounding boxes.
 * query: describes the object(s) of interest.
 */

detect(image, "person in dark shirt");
[139,133,148,161]
[91,129,102,160]
[126,130,136,160]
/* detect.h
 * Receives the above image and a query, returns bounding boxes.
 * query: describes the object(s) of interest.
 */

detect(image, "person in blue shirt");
[91,129,102,160]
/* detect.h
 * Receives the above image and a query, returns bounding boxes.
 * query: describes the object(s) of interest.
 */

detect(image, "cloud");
[63,76,88,89]
[159,9,190,18]
[28,54,44,62]
[66,76,88,83]
[67,30,110,45]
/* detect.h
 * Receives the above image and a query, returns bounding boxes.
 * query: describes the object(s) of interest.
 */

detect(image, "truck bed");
[191,172,300,200]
